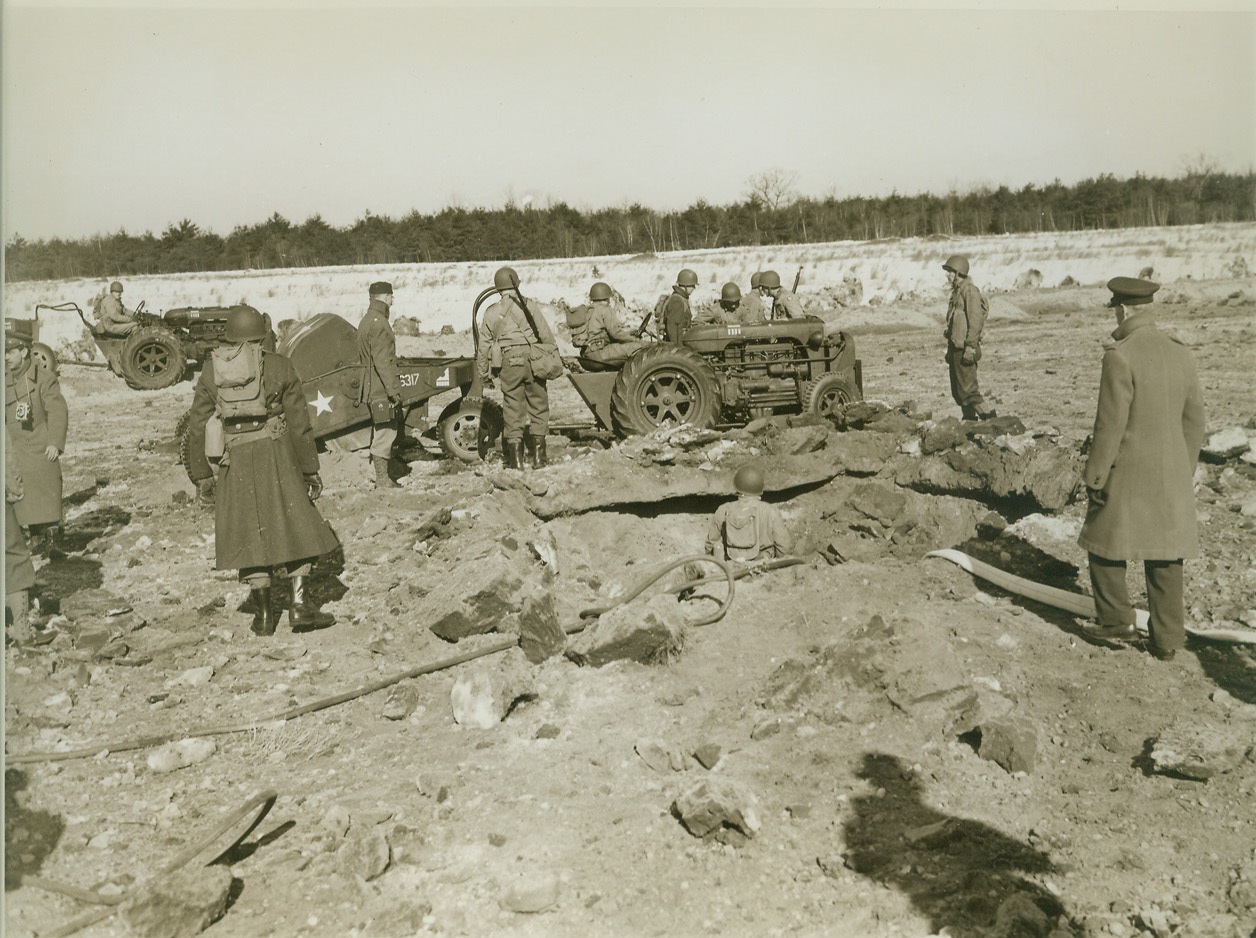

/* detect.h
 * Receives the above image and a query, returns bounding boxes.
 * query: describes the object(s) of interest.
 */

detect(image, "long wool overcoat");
[356,300,401,408]
[4,357,68,526]
[186,348,339,571]
[1077,314,1206,561]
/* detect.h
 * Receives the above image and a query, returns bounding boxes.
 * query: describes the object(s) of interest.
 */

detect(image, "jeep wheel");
[609,345,721,435]
[120,326,187,390]
[438,397,504,463]
[31,342,59,374]
[804,373,859,420]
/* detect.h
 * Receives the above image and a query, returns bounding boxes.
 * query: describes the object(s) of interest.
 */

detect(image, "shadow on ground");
[842,752,1071,937]
[4,769,65,891]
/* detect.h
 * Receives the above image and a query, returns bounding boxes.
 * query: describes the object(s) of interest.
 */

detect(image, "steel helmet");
[494,267,520,291]
[758,270,782,290]
[720,282,742,303]
[677,268,699,287]
[733,464,765,496]
[225,305,268,342]
[942,255,970,277]
[110,281,124,293]
[749,272,762,290]
[589,281,613,301]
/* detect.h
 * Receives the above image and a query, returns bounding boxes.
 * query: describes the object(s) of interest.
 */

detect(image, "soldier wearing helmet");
[357,281,403,489]
[941,255,995,420]
[738,273,767,323]
[757,270,804,320]
[578,282,649,366]
[96,280,139,336]
[476,267,557,469]
[660,268,699,343]
[185,304,340,636]
[704,464,794,563]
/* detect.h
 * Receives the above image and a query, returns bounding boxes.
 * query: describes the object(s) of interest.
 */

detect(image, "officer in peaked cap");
[1104,276,1159,308]
[1078,274,1204,661]
[357,281,403,489]
[5,318,35,348]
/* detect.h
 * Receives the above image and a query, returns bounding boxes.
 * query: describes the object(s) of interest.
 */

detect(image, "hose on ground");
[6,556,737,766]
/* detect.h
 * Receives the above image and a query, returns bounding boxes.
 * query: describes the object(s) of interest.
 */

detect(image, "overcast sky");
[2,1,1253,243]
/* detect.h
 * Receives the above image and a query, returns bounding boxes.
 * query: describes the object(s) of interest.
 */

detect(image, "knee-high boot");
[290,576,335,632]
[250,587,276,636]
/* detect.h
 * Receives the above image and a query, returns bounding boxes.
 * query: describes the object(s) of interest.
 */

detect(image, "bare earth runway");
[5,278,1255,937]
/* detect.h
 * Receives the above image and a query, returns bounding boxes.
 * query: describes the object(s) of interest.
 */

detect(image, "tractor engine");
[713,338,810,420]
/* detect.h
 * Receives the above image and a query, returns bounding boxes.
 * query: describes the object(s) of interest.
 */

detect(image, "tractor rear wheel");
[804,373,859,420]
[31,342,59,374]
[437,398,504,463]
[609,345,721,436]
[119,326,187,390]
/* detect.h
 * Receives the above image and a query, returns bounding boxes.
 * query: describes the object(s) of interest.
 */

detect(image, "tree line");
[5,169,1253,283]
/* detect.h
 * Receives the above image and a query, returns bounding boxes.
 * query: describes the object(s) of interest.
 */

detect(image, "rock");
[992,892,1051,938]
[848,481,909,529]
[904,818,962,848]
[450,648,535,728]
[693,743,722,769]
[672,779,762,844]
[427,546,526,642]
[321,804,352,838]
[921,417,968,454]
[518,592,566,663]
[1014,269,1044,290]
[164,667,214,689]
[59,588,132,620]
[146,738,217,774]
[635,739,687,773]
[535,723,561,739]
[499,872,560,913]
[951,687,1016,736]
[567,593,686,667]
[979,717,1039,774]
[119,864,233,938]
[391,315,422,337]
[382,682,423,721]
[775,424,831,455]
[1202,428,1251,462]
[1149,718,1251,779]
[440,323,455,335]
[339,828,391,881]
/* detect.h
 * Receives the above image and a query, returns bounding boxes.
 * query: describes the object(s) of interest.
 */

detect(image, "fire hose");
[6,556,737,767]
[926,549,1256,646]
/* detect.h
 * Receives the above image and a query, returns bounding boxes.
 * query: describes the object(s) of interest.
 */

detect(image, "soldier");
[739,273,768,322]
[714,282,767,325]
[475,267,556,469]
[942,255,995,420]
[661,268,699,343]
[96,281,139,336]
[4,319,68,553]
[705,465,794,562]
[6,425,37,646]
[758,270,805,320]
[357,281,403,489]
[579,282,648,366]
[185,306,340,636]
[1079,277,1206,662]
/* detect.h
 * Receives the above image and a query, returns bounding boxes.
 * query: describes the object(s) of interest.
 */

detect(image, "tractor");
[34,301,277,391]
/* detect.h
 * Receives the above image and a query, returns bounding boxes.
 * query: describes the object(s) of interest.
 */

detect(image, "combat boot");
[7,590,33,645]
[249,587,276,636]
[530,435,548,469]
[977,408,998,421]
[372,456,400,489]
[503,439,524,470]
[522,434,537,468]
[289,576,335,632]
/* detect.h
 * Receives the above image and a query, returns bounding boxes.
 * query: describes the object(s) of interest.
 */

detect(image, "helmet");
[677,268,699,287]
[749,272,762,290]
[942,255,970,277]
[720,282,742,303]
[733,464,765,496]
[224,305,268,342]
[494,267,520,291]
[110,281,123,293]
[759,270,781,290]
[589,281,613,301]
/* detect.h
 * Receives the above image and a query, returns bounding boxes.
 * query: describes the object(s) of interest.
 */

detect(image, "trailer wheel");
[609,345,721,436]
[804,373,860,420]
[438,398,504,463]
[120,326,187,390]
[31,342,59,374]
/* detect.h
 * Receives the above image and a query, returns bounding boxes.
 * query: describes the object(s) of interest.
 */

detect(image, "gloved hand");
[195,477,215,507]
[961,347,978,366]
[305,473,323,501]
[1086,485,1107,508]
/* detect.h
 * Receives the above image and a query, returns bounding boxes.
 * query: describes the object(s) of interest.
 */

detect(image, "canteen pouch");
[490,342,504,372]
[204,414,226,460]
[528,342,565,381]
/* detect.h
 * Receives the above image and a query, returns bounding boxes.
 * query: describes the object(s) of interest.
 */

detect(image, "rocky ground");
[4,279,1255,938]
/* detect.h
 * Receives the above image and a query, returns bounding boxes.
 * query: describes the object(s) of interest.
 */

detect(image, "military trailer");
[35,301,278,391]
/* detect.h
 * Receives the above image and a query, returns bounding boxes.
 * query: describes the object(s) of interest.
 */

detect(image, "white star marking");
[309,390,334,415]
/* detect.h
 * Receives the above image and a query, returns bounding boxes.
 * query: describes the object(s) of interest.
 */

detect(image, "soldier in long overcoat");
[1078,277,1206,661]
[356,281,402,489]
[6,424,37,644]
[186,307,340,636]
[4,319,68,547]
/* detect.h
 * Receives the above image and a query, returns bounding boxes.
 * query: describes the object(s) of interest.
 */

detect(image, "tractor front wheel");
[804,373,859,421]
[119,327,187,390]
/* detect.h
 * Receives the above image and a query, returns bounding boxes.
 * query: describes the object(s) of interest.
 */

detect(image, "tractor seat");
[574,356,623,373]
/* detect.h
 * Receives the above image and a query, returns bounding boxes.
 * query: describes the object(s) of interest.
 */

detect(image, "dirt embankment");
[4,282,1256,938]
